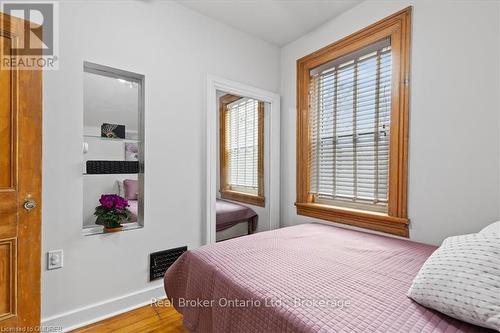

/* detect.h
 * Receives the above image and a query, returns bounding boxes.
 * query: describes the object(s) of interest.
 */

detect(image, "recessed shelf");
[83,173,139,175]
[83,222,143,236]
[83,135,140,143]
[83,62,145,234]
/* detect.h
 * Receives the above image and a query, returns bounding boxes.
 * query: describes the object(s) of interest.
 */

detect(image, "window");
[310,39,391,213]
[296,8,411,237]
[220,94,264,206]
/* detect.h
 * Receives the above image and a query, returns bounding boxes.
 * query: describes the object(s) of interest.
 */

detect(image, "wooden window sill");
[295,202,409,237]
[220,190,265,207]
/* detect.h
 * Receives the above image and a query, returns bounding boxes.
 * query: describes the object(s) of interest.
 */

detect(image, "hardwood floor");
[72,302,188,333]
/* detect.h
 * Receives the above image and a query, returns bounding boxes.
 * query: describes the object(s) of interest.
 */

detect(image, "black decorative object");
[150,246,188,281]
[101,123,126,139]
[86,160,139,174]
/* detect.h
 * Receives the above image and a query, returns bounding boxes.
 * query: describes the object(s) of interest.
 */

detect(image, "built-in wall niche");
[82,62,145,235]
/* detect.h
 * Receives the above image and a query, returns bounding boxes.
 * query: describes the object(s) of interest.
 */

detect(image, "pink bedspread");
[216,199,257,232]
[164,224,492,332]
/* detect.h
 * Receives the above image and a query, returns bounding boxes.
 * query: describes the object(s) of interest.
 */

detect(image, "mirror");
[215,90,271,242]
[82,62,144,235]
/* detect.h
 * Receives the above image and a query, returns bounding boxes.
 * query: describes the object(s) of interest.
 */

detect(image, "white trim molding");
[206,74,281,244]
[41,285,166,332]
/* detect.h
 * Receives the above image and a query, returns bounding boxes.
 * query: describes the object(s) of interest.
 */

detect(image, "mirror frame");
[82,61,145,235]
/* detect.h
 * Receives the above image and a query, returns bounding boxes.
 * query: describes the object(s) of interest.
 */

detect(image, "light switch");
[47,250,63,270]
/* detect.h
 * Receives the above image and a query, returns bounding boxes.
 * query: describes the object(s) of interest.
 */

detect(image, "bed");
[216,199,258,234]
[164,223,493,332]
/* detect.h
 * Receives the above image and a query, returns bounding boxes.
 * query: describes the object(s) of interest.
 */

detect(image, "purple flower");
[95,194,131,227]
[99,194,129,210]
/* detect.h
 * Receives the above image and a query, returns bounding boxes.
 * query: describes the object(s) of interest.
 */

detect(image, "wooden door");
[0,13,42,329]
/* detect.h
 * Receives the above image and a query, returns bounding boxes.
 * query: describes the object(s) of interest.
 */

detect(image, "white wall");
[42,0,279,329]
[280,0,500,245]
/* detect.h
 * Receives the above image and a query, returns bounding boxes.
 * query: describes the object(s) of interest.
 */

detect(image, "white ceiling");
[175,0,362,46]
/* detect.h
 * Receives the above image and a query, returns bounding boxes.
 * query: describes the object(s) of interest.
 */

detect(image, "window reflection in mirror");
[215,91,271,242]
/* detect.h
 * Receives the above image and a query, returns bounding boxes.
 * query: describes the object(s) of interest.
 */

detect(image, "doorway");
[205,75,280,244]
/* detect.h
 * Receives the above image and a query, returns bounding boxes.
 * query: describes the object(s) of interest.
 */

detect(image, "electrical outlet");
[47,250,63,270]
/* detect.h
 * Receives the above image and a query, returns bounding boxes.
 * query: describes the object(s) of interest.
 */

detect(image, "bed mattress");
[164,223,492,332]
[216,199,257,233]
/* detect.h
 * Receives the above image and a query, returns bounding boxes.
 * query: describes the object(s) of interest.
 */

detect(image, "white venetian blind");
[309,38,392,212]
[225,98,259,194]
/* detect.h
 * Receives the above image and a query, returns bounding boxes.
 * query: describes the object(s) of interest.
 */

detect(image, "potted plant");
[94,194,130,233]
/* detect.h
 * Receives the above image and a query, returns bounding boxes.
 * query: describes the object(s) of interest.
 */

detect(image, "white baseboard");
[42,285,166,332]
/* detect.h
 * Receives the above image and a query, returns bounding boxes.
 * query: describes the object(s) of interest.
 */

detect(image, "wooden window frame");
[296,7,411,237]
[219,94,265,207]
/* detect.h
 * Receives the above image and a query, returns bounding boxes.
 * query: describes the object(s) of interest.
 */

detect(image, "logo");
[1,1,59,70]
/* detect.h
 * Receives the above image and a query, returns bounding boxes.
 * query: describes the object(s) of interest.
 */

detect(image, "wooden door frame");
[205,75,280,244]
[0,12,42,329]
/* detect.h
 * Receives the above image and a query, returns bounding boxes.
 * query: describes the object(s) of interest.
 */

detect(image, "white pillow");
[115,180,124,197]
[480,221,500,234]
[408,232,500,330]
